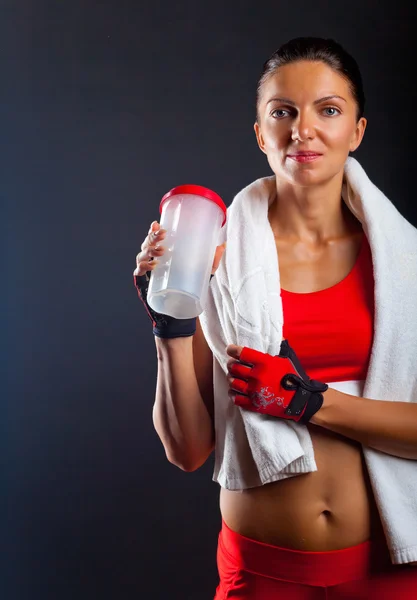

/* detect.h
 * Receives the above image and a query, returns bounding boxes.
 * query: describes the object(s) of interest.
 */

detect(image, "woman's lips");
[287,154,322,163]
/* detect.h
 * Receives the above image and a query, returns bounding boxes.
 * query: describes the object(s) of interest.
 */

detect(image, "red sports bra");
[281,235,375,383]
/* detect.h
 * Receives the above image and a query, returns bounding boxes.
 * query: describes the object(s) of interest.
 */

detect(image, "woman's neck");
[268,174,361,246]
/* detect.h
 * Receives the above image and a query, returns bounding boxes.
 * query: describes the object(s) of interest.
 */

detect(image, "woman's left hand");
[225,342,328,423]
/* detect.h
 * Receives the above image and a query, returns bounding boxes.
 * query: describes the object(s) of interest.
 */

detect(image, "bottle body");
[147,193,224,318]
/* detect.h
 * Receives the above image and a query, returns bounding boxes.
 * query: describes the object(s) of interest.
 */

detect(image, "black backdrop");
[3,1,417,599]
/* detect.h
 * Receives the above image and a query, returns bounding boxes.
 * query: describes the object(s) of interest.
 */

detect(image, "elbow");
[168,457,198,472]
[153,410,214,471]
[165,447,213,472]
[165,450,192,471]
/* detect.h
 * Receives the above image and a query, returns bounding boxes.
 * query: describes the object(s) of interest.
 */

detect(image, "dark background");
[3,1,416,599]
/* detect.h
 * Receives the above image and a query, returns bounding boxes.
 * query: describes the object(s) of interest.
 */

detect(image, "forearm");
[311,388,417,459]
[153,336,214,471]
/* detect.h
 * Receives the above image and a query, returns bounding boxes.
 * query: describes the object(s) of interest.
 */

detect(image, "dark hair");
[256,37,365,122]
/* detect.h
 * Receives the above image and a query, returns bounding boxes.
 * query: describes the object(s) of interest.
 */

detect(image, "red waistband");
[219,519,389,587]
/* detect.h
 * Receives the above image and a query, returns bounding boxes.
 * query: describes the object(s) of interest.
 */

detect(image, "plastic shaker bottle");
[147,185,227,319]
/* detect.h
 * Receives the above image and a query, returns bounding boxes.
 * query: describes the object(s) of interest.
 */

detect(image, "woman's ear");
[254,121,267,155]
[349,117,367,152]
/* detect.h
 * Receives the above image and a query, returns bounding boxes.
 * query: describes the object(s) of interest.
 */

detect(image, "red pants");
[215,519,417,599]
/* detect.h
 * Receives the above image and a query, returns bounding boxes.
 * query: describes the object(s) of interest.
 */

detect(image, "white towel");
[199,156,417,565]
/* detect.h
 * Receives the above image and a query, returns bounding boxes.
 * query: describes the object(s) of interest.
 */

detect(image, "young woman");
[134,37,417,599]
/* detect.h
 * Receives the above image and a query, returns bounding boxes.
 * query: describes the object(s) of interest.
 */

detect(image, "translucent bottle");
[147,185,227,319]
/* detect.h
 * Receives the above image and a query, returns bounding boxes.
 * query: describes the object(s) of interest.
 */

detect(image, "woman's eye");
[271,109,289,119]
[323,107,341,116]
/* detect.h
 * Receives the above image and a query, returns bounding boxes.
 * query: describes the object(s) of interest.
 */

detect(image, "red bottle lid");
[160,184,227,227]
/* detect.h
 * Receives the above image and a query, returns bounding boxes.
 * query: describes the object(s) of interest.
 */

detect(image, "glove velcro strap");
[282,373,328,422]
[282,372,328,394]
[298,392,325,424]
[153,319,197,339]
[134,274,196,338]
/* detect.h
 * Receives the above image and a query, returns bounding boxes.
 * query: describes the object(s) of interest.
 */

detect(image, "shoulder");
[226,175,276,217]
[345,157,417,251]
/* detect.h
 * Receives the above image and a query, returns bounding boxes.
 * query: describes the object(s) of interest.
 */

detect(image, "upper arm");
[193,317,215,424]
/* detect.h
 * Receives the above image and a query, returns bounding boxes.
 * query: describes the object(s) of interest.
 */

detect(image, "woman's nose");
[291,111,316,142]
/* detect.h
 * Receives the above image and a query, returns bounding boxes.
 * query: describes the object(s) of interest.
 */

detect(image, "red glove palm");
[228,340,328,423]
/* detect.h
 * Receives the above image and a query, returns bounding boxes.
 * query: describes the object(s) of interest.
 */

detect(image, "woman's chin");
[275,168,325,187]
[274,162,344,188]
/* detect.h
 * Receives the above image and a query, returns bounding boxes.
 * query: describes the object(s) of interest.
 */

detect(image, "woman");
[134,38,417,599]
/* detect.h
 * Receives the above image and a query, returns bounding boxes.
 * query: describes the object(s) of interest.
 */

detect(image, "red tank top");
[281,235,375,383]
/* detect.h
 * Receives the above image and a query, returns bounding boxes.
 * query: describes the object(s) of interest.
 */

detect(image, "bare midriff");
[220,222,385,551]
[220,425,385,550]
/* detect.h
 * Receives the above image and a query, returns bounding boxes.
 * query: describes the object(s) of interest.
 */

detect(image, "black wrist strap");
[298,392,324,424]
[134,272,214,339]
[279,339,328,423]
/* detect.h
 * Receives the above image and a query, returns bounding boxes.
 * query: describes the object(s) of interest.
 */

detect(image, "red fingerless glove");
[229,339,328,423]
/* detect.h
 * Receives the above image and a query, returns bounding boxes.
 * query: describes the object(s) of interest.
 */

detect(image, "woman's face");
[254,60,367,187]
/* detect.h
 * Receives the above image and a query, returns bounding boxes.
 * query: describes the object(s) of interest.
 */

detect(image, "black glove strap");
[134,273,196,338]
[134,272,214,339]
[279,339,328,423]
[283,379,326,423]
[298,391,325,424]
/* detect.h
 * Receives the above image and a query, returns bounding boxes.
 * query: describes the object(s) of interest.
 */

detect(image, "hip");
[214,519,416,600]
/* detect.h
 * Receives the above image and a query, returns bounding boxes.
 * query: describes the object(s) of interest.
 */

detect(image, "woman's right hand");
[133,220,227,278]
[133,220,227,338]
